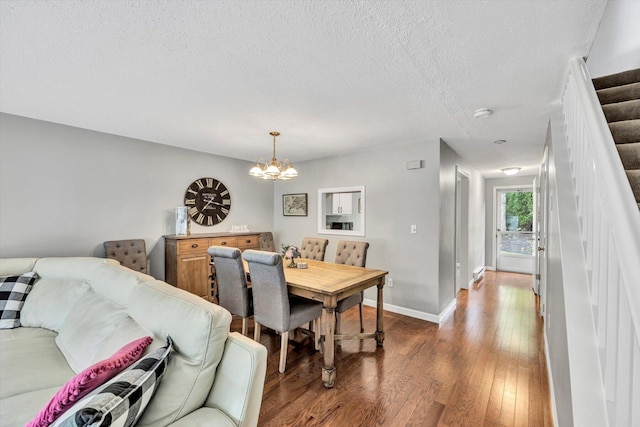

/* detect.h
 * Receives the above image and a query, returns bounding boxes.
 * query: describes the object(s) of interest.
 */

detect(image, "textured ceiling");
[0,0,607,178]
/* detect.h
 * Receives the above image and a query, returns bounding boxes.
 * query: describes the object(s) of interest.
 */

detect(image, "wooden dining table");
[280,259,388,388]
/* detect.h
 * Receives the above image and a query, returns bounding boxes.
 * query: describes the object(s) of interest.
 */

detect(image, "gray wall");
[1,113,486,319]
[0,113,274,278]
[586,0,640,78]
[272,139,444,315]
[484,175,537,268]
[439,140,485,308]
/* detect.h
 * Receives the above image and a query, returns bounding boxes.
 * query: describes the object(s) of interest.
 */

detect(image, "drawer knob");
[245,239,251,244]
[221,242,227,245]
[191,244,198,248]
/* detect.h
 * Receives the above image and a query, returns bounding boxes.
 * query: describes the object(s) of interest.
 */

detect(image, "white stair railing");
[561,57,640,427]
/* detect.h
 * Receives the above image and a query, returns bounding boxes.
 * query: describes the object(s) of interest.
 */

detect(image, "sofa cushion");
[0,257,38,276]
[21,277,90,331]
[56,289,128,373]
[27,336,153,427]
[0,386,64,427]
[51,338,172,427]
[93,316,157,364]
[128,280,231,426]
[0,328,74,400]
[0,272,38,329]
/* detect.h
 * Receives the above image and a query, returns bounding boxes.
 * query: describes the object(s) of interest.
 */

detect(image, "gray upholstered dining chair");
[335,241,370,334]
[299,237,329,261]
[259,232,276,252]
[208,246,253,336]
[242,249,322,373]
[103,239,148,274]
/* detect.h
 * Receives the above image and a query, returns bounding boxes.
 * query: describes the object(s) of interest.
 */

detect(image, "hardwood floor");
[231,271,553,426]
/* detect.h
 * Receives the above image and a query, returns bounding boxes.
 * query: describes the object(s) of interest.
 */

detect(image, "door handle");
[538,247,545,252]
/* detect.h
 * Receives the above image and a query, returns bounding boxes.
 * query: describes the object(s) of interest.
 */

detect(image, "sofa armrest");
[205,331,267,427]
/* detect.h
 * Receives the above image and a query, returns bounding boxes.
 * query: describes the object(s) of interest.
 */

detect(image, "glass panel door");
[496,189,534,273]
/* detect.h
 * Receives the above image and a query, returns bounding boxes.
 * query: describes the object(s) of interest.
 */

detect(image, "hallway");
[242,271,553,426]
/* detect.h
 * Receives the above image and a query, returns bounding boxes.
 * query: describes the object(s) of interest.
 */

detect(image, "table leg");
[322,306,336,388]
[376,280,385,346]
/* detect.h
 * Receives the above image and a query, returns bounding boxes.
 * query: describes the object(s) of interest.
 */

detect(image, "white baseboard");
[544,330,559,427]
[485,265,496,271]
[363,298,456,324]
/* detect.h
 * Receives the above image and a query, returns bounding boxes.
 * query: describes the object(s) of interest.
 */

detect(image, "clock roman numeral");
[220,189,229,196]
[215,181,221,190]
[188,207,198,216]
[195,179,205,190]
[185,198,195,205]
[221,207,229,214]
[207,216,213,226]
[197,213,205,223]
[216,214,223,222]
[206,178,213,187]
[187,188,198,195]
[223,199,231,205]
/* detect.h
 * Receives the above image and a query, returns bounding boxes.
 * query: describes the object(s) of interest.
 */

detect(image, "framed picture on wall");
[283,193,308,216]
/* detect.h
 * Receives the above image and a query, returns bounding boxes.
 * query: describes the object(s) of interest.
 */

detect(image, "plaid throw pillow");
[0,272,38,329]
[52,337,173,427]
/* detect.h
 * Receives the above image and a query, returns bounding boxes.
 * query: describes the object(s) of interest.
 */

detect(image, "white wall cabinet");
[332,193,353,214]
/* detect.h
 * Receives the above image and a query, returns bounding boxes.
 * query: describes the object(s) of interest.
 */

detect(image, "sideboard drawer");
[237,234,259,250]
[210,236,238,248]
[177,238,211,254]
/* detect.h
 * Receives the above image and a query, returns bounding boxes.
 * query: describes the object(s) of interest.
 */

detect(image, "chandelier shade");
[249,131,298,181]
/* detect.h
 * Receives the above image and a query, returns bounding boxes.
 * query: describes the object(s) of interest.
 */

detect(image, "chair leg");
[313,318,321,350]
[254,321,261,341]
[359,303,364,333]
[279,330,289,373]
[242,317,248,336]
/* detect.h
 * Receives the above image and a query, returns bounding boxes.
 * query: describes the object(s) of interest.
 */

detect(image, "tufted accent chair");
[259,232,276,252]
[335,240,370,334]
[103,239,148,274]
[299,238,329,261]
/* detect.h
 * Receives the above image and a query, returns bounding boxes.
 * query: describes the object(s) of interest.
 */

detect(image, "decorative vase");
[287,257,297,268]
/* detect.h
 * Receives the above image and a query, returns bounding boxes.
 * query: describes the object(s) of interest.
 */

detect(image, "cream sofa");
[0,257,267,427]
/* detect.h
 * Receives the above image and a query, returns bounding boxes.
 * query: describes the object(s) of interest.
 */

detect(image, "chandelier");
[248,131,298,180]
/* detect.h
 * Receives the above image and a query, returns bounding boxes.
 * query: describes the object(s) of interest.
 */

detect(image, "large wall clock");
[184,177,231,226]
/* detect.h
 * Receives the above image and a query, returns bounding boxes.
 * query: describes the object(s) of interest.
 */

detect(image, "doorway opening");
[495,187,534,274]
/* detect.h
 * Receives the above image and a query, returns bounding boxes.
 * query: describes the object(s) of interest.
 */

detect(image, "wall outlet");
[387,278,394,287]
[410,224,417,234]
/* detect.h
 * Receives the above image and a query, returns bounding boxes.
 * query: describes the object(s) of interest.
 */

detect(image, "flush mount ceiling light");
[249,131,298,181]
[501,167,521,176]
[494,139,506,145]
[474,108,493,119]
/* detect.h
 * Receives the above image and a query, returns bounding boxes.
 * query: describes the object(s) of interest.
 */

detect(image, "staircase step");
[602,99,640,123]
[593,68,640,90]
[609,119,640,144]
[597,82,640,105]
[627,170,640,203]
[617,143,640,170]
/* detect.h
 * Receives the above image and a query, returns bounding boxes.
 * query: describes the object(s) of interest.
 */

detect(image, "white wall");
[544,113,575,427]
[0,113,274,278]
[587,0,640,78]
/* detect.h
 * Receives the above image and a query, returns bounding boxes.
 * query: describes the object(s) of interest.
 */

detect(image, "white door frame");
[455,167,470,291]
[536,146,550,316]
[493,185,534,273]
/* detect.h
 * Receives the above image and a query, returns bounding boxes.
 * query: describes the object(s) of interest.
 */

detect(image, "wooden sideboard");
[165,232,262,301]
